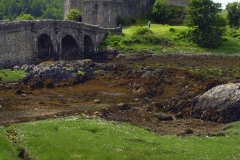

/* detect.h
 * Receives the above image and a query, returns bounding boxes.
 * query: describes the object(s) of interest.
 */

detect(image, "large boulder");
[192,83,240,122]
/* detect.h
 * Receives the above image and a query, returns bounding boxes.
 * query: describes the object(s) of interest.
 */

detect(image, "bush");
[16,14,35,20]
[67,9,82,21]
[134,27,153,36]
[169,28,175,32]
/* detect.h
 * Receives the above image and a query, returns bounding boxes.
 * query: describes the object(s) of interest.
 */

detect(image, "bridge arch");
[84,35,94,53]
[37,34,53,60]
[61,35,80,59]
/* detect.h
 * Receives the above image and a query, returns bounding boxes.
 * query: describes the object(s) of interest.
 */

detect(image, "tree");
[0,0,64,20]
[30,0,46,17]
[152,0,171,24]
[16,13,35,20]
[184,0,226,48]
[67,9,82,22]
[226,2,240,28]
[41,7,63,20]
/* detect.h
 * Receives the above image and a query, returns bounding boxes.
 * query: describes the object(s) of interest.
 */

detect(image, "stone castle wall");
[64,0,187,27]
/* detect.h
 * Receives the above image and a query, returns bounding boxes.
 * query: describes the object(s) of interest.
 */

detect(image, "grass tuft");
[0,69,26,83]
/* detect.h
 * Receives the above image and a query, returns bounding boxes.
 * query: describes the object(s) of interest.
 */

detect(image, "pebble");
[94,99,101,104]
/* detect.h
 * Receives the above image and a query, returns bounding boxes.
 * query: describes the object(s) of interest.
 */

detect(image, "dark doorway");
[84,35,94,54]
[61,35,80,59]
[37,34,53,60]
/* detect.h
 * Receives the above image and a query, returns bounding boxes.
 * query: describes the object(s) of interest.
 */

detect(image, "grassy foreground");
[1,116,240,160]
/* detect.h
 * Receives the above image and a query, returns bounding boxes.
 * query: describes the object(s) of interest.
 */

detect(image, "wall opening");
[84,35,94,54]
[37,34,53,60]
[61,35,80,59]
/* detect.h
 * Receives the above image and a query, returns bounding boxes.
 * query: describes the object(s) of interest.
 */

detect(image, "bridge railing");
[0,20,122,34]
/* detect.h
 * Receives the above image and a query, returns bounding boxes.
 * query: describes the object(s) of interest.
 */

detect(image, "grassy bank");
[1,116,240,159]
[0,126,19,160]
[0,69,26,83]
[101,24,240,55]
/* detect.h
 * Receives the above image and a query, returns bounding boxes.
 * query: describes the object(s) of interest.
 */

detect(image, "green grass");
[0,69,26,83]
[0,126,19,160]
[102,24,240,55]
[1,117,240,160]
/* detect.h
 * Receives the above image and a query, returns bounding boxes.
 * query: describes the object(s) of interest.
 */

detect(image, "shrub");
[169,28,175,32]
[16,14,35,20]
[134,27,153,36]
[67,9,82,22]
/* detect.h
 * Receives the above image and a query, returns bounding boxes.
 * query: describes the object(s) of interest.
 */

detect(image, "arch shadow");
[61,35,80,59]
[84,35,94,54]
[37,34,53,60]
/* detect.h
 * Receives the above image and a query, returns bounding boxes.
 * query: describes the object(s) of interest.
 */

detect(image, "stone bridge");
[0,20,122,68]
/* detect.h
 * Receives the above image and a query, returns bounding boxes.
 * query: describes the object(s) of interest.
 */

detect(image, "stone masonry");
[64,0,188,28]
[0,20,121,68]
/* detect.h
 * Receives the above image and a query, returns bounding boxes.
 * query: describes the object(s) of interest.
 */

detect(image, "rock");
[15,89,24,95]
[21,94,27,97]
[156,114,173,121]
[0,104,2,109]
[193,83,240,122]
[175,113,184,119]
[94,99,101,104]
[21,60,117,88]
[13,65,20,70]
[144,97,150,102]
[117,103,131,110]
[185,129,193,134]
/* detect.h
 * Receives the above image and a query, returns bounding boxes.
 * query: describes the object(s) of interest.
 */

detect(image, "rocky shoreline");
[1,53,240,135]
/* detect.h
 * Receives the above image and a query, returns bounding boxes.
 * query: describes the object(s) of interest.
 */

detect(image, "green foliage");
[67,9,82,21]
[41,7,63,20]
[0,0,63,20]
[168,6,186,25]
[185,0,227,48]
[0,69,26,83]
[134,27,153,35]
[226,2,240,28]
[169,28,175,32]
[227,27,240,39]
[16,13,35,20]
[190,27,224,48]
[116,16,136,26]
[152,0,172,24]
[1,117,240,159]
